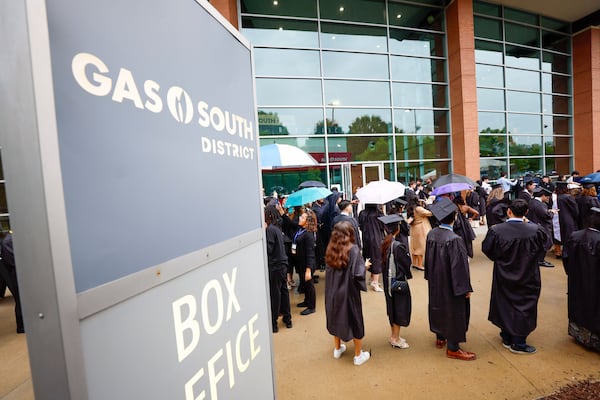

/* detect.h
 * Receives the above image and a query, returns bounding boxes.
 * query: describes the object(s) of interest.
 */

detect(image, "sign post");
[0,0,274,398]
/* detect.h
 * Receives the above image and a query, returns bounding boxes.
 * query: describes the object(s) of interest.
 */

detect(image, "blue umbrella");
[432,182,473,196]
[579,172,600,184]
[285,187,332,208]
[260,144,318,169]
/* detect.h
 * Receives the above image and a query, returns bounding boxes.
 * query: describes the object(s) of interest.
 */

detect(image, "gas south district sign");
[44,0,274,398]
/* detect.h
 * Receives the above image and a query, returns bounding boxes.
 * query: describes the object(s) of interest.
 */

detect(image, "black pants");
[269,267,291,327]
[303,269,316,310]
[0,260,23,333]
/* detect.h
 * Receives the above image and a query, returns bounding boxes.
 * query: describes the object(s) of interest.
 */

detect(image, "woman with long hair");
[380,214,412,349]
[294,208,318,315]
[486,185,508,227]
[325,221,372,366]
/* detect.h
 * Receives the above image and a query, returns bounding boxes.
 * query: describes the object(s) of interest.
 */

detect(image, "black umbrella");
[432,173,478,188]
[298,180,326,189]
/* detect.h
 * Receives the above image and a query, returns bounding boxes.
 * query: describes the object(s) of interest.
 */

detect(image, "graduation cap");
[533,187,552,197]
[491,182,503,190]
[591,207,600,214]
[555,181,568,190]
[582,183,596,189]
[395,197,408,206]
[378,214,403,226]
[428,197,457,222]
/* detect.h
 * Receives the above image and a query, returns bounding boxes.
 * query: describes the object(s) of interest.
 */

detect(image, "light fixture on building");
[273,0,278,5]
[339,6,344,12]
[396,14,402,19]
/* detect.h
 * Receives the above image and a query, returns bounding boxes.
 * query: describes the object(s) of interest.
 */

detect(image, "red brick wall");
[210,0,239,29]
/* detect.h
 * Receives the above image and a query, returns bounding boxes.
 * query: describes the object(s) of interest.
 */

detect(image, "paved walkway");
[1,225,599,399]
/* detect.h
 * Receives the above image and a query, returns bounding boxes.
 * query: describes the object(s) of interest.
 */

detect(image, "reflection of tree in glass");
[258,110,289,136]
[348,115,389,134]
[314,119,343,134]
[479,127,506,157]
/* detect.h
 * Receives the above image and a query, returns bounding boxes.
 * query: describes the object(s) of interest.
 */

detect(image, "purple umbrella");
[431,182,473,196]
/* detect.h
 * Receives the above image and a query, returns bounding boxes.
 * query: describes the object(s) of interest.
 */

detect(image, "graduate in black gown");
[527,187,555,267]
[562,207,600,351]
[576,184,600,230]
[424,198,476,361]
[482,199,548,355]
[556,182,579,261]
[379,214,412,349]
[358,204,385,292]
[486,184,510,227]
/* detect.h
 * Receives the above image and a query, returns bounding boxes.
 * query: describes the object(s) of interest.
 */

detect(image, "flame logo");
[167,87,193,124]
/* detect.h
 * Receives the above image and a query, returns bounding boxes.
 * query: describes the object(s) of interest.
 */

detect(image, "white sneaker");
[390,338,410,349]
[353,350,371,366]
[370,282,383,292]
[333,343,346,359]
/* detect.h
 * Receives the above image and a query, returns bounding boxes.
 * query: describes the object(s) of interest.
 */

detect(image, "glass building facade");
[474,1,572,178]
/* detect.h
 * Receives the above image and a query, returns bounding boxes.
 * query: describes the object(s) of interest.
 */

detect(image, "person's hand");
[276,203,285,216]
[365,258,372,270]
[465,292,472,298]
[305,268,312,281]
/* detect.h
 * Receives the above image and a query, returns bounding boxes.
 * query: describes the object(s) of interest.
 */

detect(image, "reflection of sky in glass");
[476,64,503,87]
[506,91,540,113]
[320,25,387,52]
[510,136,542,152]
[260,137,325,153]
[391,57,439,82]
[505,46,539,69]
[254,48,320,77]
[393,109,443,133]
[323,52,388,79]
[256,78,322,106]
[258,108,324,135]
[507,113,541,134]
[389,38,433,57]
[506,69,539,91]
[478,88,504,110]
[325,80,390,107]
[478,112,505,132]
[242,27,318,48]
[393,83,444,107]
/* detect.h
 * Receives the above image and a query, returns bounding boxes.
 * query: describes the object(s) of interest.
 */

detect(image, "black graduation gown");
[486,198,509,227]
[382,238,412,327]
[325,245,367,342]
[576,195,600,230]
[482,221,547,337]
[333,213,362,250]
[527,198,553,251]
[424,227,473,343]
[358,207,385,274]
[563,228,600,336]
[557,194,579,251]
[453,211,476,258]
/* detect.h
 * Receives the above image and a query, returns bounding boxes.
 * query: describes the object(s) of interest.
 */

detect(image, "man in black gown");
[527,187,555,268]
[562,207,600,351]
[482,199,548,354]
[424,198,476,361]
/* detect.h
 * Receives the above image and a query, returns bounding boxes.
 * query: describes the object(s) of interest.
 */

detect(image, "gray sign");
[0,0,274,398]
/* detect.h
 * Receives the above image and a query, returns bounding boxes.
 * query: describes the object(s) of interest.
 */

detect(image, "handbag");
[391,278,409,293]
[388,241,409,294]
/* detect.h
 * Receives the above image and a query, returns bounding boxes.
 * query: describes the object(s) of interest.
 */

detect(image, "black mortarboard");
[491,182,503,190]
[582,183,596,189]
[395,197,408,206]
[428,197,456,222]
[555,181,568,190]
[378,214,403,226]
[533,187,552,197]
[591,207,600,214]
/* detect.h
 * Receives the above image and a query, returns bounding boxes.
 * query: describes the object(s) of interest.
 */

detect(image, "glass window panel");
[509,136,542,156]
[395,135,449,160]
[326,108,392,135]
[258,108,324,136]
[506,91,540,113]
[323,51,388,79]
[542,52,570,74]
[476,64,504,87]
[254,48,320,77]
[392,83,447,108]
[510,158,543,177]
[541,17,570,34]
[474,16,502,41]
[504,8,538,25]
[479,135,507,157]
[388,3,444,31]
[542,31,570,53]
[505,68,539,91]
[320,0,386,24]
[394,109,448,134]
[478,112,506,133]
[546,157,571,177]
[505,22,539,47]
[477,88,505,111]
[391,56,445,82]
[542,94,570,115]
[256,78,322,106]
[325,80,390,107]
[241,17,318,47]
[507,113,541,134]
[396,161,450,184]
[480,158,508,178]
[260,136,325,153]
[473,1,501,17]
[0,159,3,179]
[543,115,571,135]
[389,29,445,57]
[343,136,393,161]
[541,73,570,95]
[0,183,7,214]
[321,23,387,52]
[544,135,571,155]
[240,0,317,18]
[505,45,540,69]
[475,40,503,65]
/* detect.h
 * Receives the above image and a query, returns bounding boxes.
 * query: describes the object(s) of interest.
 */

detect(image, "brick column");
[446,0,480,180]
[210,0,239,29]
[572,27,600,172]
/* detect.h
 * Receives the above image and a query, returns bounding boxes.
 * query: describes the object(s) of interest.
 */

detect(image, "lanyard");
[293,229,306,243]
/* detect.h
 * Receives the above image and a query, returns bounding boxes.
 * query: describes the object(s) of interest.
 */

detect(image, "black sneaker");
[538,260,554,268]
[509,343,537,354]
[296,302,308,308]
[272,325,279,333]
[285,321,293,329]
[300,308,315,316]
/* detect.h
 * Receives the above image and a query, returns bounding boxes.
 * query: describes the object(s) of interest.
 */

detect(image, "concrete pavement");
[1,225,599,399]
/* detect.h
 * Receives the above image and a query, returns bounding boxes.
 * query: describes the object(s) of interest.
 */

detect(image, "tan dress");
[409,206,432,257]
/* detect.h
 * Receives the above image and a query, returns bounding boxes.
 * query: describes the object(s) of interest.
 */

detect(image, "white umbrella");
[260,144,318,169]
[355,180,406,204]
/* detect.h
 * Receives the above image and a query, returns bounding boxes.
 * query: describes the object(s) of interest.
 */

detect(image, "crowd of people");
[263,171,600,366]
